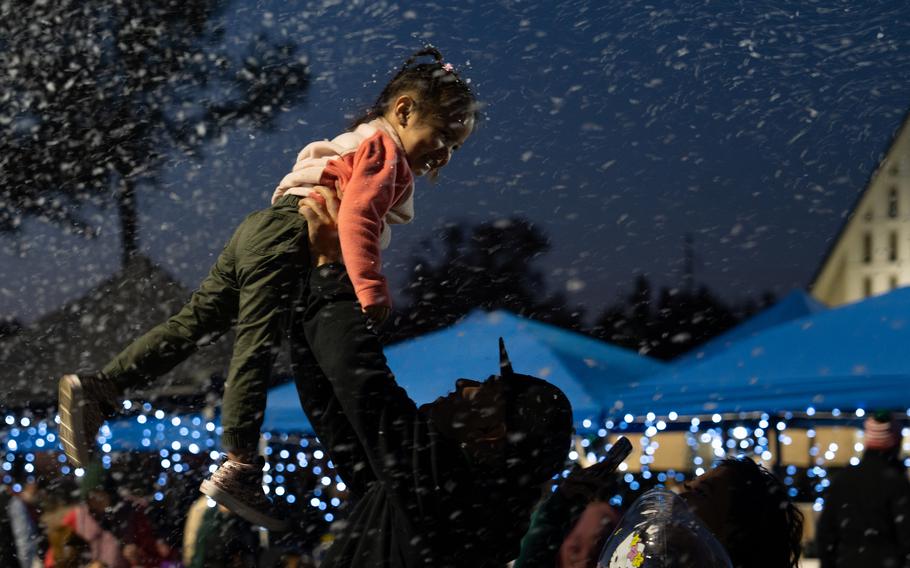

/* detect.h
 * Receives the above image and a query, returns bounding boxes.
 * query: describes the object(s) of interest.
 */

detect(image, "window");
[863,232,872,264]
[889,187,899,218]
[889,231,898,262]
[864,277,873,297]
[890,275,899,290]
[864,209,873,222]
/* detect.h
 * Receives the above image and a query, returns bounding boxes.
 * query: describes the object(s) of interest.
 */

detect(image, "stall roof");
[263,310,666,433]
[612,287,910,417]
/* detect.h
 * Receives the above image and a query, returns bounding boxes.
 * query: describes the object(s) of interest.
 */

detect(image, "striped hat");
[864,412,902,450]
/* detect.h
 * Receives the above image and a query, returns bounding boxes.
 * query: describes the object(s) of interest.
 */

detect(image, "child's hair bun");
[403,46,444,69]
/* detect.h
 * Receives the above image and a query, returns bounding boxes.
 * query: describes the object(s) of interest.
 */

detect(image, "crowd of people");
[0,453,341,568]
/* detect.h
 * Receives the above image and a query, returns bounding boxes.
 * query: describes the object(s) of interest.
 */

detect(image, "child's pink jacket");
[273,117,414,309]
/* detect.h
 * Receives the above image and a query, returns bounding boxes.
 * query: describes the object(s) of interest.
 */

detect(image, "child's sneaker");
[57,374,117,469]
[200,457,288,531]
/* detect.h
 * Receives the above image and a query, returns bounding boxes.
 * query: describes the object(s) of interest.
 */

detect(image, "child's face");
[395,99,474,177]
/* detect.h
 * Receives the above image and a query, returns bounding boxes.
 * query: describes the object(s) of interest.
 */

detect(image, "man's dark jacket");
[289,264,543,567]
[816,450,910,568]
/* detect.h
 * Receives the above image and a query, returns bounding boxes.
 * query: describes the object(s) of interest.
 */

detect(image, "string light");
[0,404,902,531]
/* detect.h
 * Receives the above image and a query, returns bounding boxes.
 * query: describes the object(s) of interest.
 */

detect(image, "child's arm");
[335,132,405,311]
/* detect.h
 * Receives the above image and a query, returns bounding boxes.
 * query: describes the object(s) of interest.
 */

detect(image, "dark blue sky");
[3,0,909,324]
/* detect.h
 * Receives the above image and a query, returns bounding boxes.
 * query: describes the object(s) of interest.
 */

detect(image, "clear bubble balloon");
[597,487,731,568]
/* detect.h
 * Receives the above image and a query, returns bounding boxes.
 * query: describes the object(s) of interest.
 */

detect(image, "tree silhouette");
[387,218,584,342]
[0,0,309,266]
[0,317,22,340]
[592,275,774,360]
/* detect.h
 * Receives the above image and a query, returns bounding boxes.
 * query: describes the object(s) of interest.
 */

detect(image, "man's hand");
[298,186,342,267]
[299,186,390,325]
[559,437,632,503]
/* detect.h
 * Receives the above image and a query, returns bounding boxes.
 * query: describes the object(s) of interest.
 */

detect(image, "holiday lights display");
[3,403,908,519]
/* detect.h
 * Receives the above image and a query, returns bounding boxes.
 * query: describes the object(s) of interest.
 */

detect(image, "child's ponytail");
[350,45,478,129]
[400,46,444,69]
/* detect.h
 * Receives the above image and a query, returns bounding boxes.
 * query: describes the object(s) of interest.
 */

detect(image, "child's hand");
[363,305,390,325]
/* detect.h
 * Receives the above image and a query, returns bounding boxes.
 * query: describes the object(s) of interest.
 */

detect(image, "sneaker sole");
[200,479,288,532]
[58,374,91,469]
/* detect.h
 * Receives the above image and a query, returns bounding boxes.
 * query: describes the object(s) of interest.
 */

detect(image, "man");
[292,188,574,567]
[817,411,910,568]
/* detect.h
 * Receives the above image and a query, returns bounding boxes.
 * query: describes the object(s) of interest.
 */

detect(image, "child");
[58,46,478,531]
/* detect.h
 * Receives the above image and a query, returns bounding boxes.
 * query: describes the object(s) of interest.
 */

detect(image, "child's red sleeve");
[337,132,403,309]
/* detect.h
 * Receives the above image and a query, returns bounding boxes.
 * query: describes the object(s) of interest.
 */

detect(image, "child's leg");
[219,261,296,455]
[100,255,240,398]
[59,230,243,469]
[219,200,308,456]
[201,200,307,530]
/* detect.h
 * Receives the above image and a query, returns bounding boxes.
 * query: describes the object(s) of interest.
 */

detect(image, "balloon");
[597,487,732,568]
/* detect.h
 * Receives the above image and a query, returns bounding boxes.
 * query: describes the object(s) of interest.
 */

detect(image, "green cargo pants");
[101,195,309,452]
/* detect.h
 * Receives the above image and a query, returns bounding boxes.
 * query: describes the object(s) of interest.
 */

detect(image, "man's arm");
[299,189,468,518]
[291,188,378,496]
[286,329,377,496]
[298,261,466,515]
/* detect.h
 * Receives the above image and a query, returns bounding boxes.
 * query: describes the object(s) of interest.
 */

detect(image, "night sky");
[3,0,910,325]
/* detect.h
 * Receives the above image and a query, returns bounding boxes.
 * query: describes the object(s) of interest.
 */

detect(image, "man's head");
[681,457,803,568]
[421,339,573,486]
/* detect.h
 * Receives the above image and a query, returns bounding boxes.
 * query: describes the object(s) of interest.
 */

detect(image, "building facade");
[811,114,910,306]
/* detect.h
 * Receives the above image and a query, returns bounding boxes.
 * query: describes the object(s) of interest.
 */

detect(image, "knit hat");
[864,411,902,450]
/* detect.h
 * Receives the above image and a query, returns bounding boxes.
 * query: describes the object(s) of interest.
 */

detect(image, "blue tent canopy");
[676,290,826,365]
[263,381,311,434]
[263,310,666,433]
[611,287,910,417]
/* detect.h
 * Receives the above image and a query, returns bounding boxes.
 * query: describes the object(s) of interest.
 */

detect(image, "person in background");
[680,457,803,568]
[558,501,621,568]
[46,525,94,568]
[52,462,160,568]
[2,483,23,567]
[513,453,624,568]
[8,480,45,568]
[516,456,802,568]
[183,495,212,567]
[189,503,259,568]
[817,411,910,568]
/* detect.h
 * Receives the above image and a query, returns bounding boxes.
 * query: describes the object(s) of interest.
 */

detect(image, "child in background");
[58,46,478,530]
